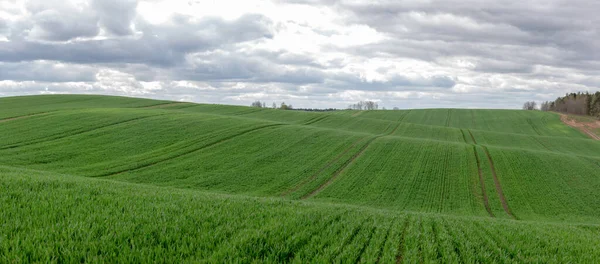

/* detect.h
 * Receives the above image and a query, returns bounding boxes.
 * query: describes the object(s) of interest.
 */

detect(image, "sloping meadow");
[1,95,600,261]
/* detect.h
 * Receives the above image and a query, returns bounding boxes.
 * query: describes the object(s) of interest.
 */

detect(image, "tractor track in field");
[303,115,329,125]
[397,110,411,122]
[230,108,265,116]
[140,102,188,109]
[460,129,469,144]
[0,115,157,150]
[467,130,478,144]
[482,146,516,219]
[0,112,50,123]
[97,124,285,177]
[473,147,494,217]
[526,119,542,135]
[445,109,452,127]
[301,123,401,199]
[467,129,515,218]
[530,136,552,151]
[280,136,369,196]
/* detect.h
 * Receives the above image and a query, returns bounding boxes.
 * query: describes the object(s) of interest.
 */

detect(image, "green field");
[1,94,600,262]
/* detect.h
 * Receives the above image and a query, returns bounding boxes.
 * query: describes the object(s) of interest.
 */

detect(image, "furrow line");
[375,218,396,263]
[395,216,411,264]
[482,146,517,219]
[97,124,285,177]
[353,225,376,263]
[332,219,368,259]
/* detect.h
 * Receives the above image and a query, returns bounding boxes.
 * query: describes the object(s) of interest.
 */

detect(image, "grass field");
[1,94,600,261]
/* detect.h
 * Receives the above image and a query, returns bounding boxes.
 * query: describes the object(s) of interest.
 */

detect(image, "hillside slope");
[2,165,599,262]
[1,95,600,261]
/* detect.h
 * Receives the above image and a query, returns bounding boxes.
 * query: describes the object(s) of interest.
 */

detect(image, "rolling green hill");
[1,94,600,262]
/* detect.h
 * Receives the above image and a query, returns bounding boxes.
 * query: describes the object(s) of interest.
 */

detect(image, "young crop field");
[1,94,600,261]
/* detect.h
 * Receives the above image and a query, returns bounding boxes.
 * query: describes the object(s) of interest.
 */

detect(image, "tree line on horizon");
[251,100,400,111]
[537,92,600,118]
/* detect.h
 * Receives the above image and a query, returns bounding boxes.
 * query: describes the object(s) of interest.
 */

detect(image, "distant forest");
[540,92,600,118]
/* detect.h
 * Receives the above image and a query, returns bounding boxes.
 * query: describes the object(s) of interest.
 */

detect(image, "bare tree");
[522,101,537,110]
[540,101,551,111]
[251,100,263,108]
[349,101,379,110]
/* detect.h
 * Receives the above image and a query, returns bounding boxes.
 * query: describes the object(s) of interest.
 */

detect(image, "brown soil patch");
[559,114,600,140]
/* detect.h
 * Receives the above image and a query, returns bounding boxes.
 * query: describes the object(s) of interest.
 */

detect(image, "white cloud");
[1,0,599,109]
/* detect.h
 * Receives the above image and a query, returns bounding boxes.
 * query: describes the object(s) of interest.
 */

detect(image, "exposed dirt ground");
[559,114,600,140]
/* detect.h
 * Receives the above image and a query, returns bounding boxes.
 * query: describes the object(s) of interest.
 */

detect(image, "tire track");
[526,118,542,135]
[230,108,265,116]
[0,112,50,123]
[397,110,411,122]
[301,123,401,199]
[445,109,451,127]
[97,124,285,177]
[460,129,468,144]
[473,146,494,217]
[280,136,369,196]
[0,115,157,150]
[467,130,478,144]
[530,136,552,151]
[303,115,329,125]
[482,146,517,219]
[140,102,188,109]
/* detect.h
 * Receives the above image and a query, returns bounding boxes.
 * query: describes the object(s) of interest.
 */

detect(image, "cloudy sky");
[1,0,599,109]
